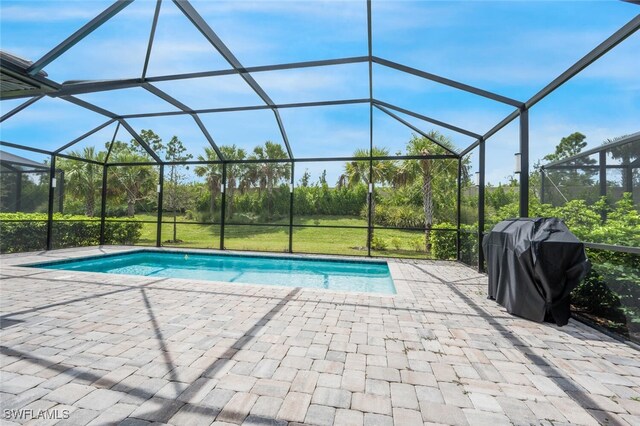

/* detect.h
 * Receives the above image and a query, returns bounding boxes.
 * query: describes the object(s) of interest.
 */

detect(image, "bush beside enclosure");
[0,213,142,253]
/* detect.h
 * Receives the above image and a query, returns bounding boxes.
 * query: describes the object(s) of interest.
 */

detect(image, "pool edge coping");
[4,246,414,298]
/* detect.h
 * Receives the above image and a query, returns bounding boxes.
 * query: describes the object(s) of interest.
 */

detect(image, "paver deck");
[1,246,639,425]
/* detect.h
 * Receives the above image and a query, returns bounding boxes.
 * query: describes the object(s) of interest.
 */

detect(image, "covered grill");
[482,218,590,326]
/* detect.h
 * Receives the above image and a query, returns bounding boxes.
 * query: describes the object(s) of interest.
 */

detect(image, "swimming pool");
[30,250,396,294]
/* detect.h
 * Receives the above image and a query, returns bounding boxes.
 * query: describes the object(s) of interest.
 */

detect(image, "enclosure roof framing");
[541,131,640,169]
[0,1,638,163]
[461,13,640,157]
[54,119,117,154]
[0,149,49,170]
[171,0,294,159]
[25,0,133,76]
[373,104,459,156]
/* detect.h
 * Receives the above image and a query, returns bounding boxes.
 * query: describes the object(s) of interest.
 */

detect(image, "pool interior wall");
[27,249,397,295]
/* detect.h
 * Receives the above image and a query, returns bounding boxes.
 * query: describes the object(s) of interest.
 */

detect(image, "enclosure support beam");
[625,165,633,198]
[599,151,608,221]
[526,14,640,110]
[461,110,519,156]
[106,153,457,167]
[519,108,529,217]
[58,170,65,213]
[462,15,640,157]
[142,0,162,80]
[478,139,486,272]
[60,96,118,119]
[143,83,193,112]
[173,0,294,158]
[367,0,373,258]
[456,159,462,262]
[119,98,371,120]
[193,115,225,161]
[599,151,607,198]
[273,110,293,159]
[104,122,121,164]
[55,119,116,154]
[373,104,459,156]
[289,162,295,253]
[141,83,226,161]
[540,168,546,204]
[156,164,164,248]
[372,57,524,108]
[373,100,482,140]
[15,171,22,212]
[27,0,133,75]
[367,127,373,258]
[220,163,227,250]
[0,96,44,123]
[99,165,108,245]
[53,57,370,97]
[0,142,49,156]
[119,119,163,163]
[46,155,56,250]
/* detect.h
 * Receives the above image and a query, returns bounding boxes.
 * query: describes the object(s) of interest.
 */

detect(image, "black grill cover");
[482,218,590,326]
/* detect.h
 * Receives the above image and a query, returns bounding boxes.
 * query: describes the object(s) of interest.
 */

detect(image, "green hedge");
[429,222,477,260]
[0,213,143,253]
[371,204,424,228]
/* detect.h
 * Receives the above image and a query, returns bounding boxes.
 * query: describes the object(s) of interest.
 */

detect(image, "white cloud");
[191,0,366,21]
[0,3,105,23]
[252,64,369,103]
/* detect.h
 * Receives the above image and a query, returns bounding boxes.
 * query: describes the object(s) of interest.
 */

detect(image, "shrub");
[428,223,477,261]
[429,223,457,260]
[410,236,424,252]
[390,237,402,251]
[572,269,621,314]
[371,204,424,228]
[294,184,367,216]
[0,213,142,253]
[370,235,388,251]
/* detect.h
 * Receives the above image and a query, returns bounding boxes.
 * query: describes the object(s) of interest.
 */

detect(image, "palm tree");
[340,147,396,243]
[248,142,290,218]
[108,149,157,217]
[604,134,636,194]
[194,147,222,217]
[60,146,105,217]
[403,132,458,253]
[224,145,250,219]
[194,145,248,219]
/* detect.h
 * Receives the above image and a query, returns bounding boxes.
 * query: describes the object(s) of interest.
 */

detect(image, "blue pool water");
[31,251,396,294]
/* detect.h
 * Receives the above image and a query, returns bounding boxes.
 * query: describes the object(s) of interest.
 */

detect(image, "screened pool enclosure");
[1,1,638,275]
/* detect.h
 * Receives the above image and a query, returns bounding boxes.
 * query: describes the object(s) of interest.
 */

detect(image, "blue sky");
[1,0,638,185]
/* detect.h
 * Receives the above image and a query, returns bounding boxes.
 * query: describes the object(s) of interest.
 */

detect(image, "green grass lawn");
[117,213,447,258]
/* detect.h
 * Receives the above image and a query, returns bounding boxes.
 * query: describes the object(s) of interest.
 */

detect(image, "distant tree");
[543,132,592,163]
[300,169,311,187]
[139,129,164,155]
[194,147,222,217]
[340,147,396,242]
[541,132,597,205]
[59,146,105,217]
[247,141,290,218]
[402,132,459,253]
[194,145,248,219]
[224,145,249,218]
[108,139,157,217]
[108,154,157,217]
[319,170,327,186]
[603,134,638,192]
[163,136,193,242]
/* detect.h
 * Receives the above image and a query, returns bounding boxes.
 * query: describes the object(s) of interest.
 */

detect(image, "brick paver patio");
[1,246,639,425]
